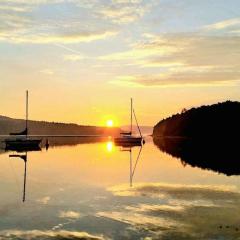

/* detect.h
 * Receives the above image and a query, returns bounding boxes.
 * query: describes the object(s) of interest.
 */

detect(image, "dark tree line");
[153,101,240,138]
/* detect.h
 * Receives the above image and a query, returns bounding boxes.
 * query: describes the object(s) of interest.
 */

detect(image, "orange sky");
[0,0,239,126]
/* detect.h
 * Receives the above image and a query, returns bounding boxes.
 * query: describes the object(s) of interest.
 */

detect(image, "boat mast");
[130,98,133,135]
[26,90,28,138]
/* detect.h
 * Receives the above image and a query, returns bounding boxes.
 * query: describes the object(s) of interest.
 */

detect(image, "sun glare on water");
[106,141,114,152]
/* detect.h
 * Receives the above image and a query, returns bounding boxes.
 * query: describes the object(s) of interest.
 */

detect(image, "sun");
[106,119,114,127]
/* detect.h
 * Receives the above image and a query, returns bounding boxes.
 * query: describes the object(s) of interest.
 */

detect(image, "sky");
[0,0,240,126]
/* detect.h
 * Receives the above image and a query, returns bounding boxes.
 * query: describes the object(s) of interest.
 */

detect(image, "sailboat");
[114,98,144,146]
[4,91,42,150]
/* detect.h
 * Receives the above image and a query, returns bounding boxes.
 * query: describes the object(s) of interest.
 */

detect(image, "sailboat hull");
[114,136,143,146]
[5,139,42,151]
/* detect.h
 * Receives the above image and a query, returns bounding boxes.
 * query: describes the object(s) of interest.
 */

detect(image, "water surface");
[0,137,240,239]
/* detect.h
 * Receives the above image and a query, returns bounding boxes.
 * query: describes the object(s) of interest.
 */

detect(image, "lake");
[0,137,240,240]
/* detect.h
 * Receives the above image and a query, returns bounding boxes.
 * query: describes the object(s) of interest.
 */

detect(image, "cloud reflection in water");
[100,182,240,239]
[0,230,106,240]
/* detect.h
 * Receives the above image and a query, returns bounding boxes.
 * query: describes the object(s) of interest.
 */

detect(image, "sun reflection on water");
[106,141,114,152]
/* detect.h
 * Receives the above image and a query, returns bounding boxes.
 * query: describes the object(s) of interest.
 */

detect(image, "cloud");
[0,12,32,34]
[106,34,240,87]
[0,230,105,240]
[111,71,239,88]
[0,0,63,4]
[0,5,31,12]
[204,18,240,31]
[104,34,240,66]
[100,35,183,61]
[0,0,149,45]
[59,210,81,219]
[96,4,147,24]
[77,0,152,24]
[0,30,118,44]
[0,1,118,44]
[100,47,178,61]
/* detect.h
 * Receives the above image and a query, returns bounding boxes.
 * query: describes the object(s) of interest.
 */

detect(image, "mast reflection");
[9,153,28,202]
[120,145,142,187]
[7,146,41,202]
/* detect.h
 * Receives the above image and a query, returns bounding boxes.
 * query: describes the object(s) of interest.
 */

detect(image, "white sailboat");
[5,90,42,150]
[114,98,144,146]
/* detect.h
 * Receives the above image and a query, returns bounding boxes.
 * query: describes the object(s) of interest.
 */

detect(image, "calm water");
[1,137,240,240]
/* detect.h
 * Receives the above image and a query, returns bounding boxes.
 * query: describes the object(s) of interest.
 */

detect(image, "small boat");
[114,98,144,146]
[4,90,42,150]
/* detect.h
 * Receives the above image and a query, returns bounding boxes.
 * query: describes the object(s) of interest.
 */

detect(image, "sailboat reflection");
[9,153,28,202]
[5,144,41,202]
[121,146,142,187]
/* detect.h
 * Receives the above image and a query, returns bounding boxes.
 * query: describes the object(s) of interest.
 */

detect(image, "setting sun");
[106,119,114,127]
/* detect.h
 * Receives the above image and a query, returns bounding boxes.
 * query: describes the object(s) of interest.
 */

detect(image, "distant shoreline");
[0,115,121,137]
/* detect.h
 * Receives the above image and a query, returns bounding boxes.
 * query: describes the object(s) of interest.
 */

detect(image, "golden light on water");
[106,141,114,152]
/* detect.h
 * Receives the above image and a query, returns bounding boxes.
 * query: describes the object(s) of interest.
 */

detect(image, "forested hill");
[0,115,120,136]
[153,101,240,138]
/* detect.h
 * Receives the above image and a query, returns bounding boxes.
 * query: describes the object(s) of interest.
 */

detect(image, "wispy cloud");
[76,0,153,24]
[0,0,119,44]
[204,18,240,31]
[0,30,118,44]
[0,12,32,34]
[0,230,105,240]
[100,35,183,61]
[0,5,31,12]
[96,3,148,24]
[0,0,64,4]
[111,73,239,88]
[105,33,240,87]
